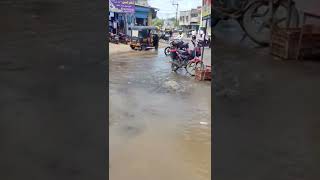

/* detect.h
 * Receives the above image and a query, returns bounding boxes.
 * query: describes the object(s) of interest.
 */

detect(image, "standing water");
[109,48,211,180]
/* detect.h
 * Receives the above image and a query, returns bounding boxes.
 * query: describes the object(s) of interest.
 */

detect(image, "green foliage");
[152,18,164,27]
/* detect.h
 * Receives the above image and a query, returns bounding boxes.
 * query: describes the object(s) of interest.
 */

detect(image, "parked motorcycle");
[164,40,189,56]
[109,32,119,44]
[160,33,170,41]
[118,32,129,44]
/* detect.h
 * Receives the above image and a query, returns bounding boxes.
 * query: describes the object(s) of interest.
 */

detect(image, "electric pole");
[172,0,179,28]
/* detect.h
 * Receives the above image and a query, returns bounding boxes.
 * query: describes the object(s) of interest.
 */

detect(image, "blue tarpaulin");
[135,11,148,18]
[135,6,150,12]
[135,6,150,19]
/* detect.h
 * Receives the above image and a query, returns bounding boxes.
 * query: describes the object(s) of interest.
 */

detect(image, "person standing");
[113,20,117,34]
[152,33,159,50]
[188,35,197,58]
[192,30,197,36]
[174,31,184,40]
[198,28,205,39]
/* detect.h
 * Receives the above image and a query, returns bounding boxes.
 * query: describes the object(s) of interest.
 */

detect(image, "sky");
[148,0,202,19]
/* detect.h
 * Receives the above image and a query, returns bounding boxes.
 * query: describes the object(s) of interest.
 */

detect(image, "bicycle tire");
[241,0,299,46]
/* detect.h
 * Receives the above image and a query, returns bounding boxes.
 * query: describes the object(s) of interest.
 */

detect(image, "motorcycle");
[160,33,170,41]
[169,43,203,75]
[164,40,189,56]
[185,43,204,76]
[109,32,119,44]
[118,32,129,44]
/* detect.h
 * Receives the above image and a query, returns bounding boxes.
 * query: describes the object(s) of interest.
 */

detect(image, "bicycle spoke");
[252,8,269,18]
[256,22,267,33]
[274,17,286,24]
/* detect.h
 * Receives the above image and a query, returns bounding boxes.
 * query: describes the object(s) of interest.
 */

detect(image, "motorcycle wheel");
[241,0,299,46]
[164,47,171,56]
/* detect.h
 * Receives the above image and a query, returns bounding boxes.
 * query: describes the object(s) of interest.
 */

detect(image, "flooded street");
[109,47,211,180]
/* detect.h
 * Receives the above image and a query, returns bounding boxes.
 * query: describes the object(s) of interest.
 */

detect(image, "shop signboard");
[109,0,135,13]
[202,0,211,19]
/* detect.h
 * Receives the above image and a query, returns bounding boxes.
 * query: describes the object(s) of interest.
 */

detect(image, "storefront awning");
[135,11,148,19]
[135,6,150,12]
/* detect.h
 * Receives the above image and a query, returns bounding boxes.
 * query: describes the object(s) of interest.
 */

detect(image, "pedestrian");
[153,33,159,50]
[192,30,197,36]
[188,35,197,58]
[113,21,117,34]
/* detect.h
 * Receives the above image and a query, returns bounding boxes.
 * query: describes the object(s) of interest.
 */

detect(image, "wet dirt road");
[109,48,211,180]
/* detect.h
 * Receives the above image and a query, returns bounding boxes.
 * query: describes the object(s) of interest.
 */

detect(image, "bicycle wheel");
[186,62,197,76]
[241,0,299,46]
[196,61,205,70]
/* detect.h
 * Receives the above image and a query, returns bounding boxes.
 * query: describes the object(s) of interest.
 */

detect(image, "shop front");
[109,12,126,34]
[109,0,135,34]
[201,0,211,35]
[134,6,150,26]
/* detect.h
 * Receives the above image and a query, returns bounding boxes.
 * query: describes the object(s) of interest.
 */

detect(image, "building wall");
[179,10,191,26]
[190,7,201,23]
[200,0,211,35]
[202,19,211,35]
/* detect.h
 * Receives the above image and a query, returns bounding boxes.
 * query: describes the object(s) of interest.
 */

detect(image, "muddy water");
[109,49,211,180]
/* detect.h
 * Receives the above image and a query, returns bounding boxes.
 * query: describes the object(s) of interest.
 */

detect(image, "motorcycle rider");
[175,31,184,40]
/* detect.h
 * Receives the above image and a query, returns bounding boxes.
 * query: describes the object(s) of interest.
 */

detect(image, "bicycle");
[213,0,299,46]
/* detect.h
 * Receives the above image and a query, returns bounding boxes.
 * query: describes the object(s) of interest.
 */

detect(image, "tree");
[152,18,164,28]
